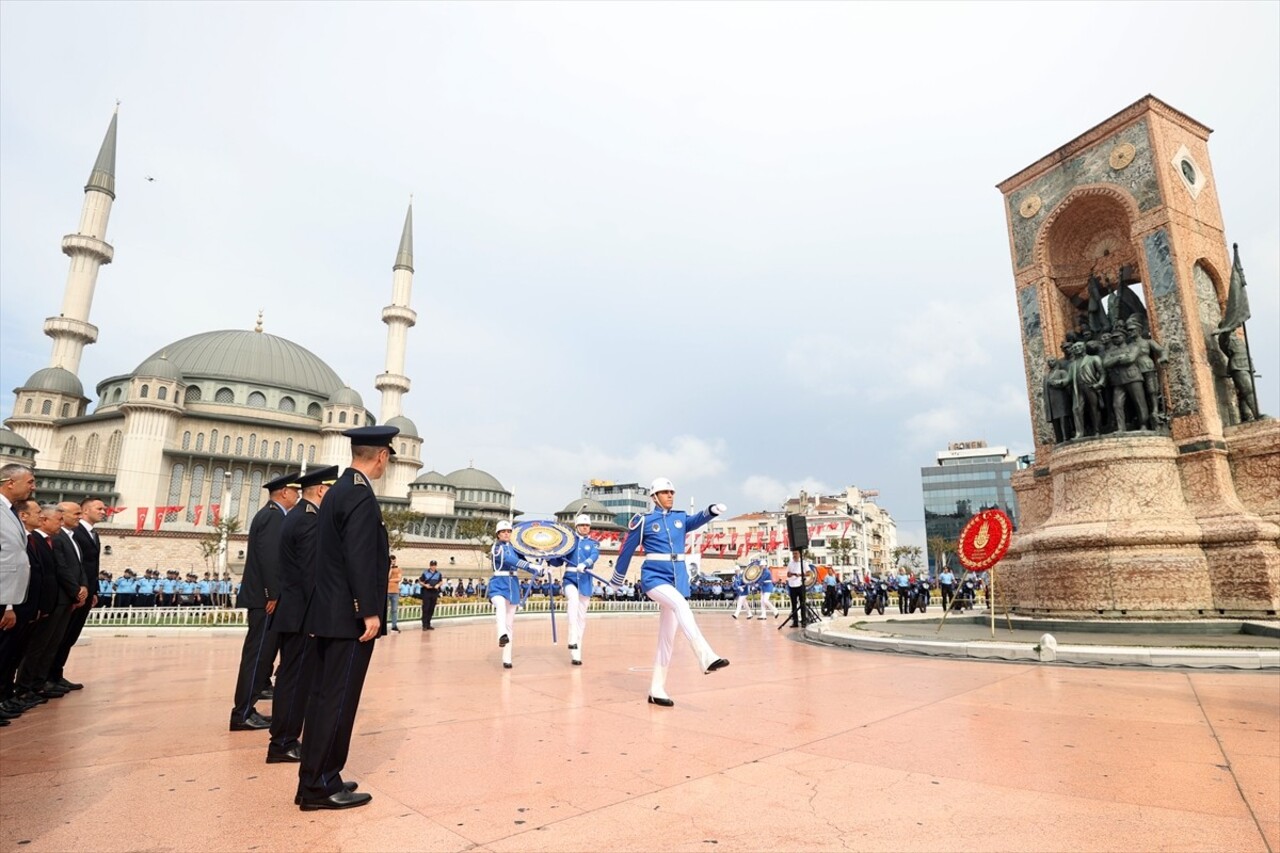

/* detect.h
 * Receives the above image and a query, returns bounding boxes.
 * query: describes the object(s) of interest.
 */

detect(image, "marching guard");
[731,571,753,619]
[549,513,600,666]
[489,520,545,669]
[610,477,729,707]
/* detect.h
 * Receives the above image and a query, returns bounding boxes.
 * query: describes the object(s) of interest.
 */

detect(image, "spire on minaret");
[85,103,119,199]
[375,198,418,423]
[394,199,414,272]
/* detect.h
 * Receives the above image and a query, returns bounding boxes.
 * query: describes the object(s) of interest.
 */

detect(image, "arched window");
[353,414,361,425]
[210,466,226,510]
[23,399,32,413]
[215,387,234,404]
[112,388,122,403]
[210,429,218,449]
[327,412,333,423]
[105,430,123,472]
[40,400,51,415]
[235,436,244,455]
[338,412,347,424]
[63,436,77,466]
[185,386,202,403]
[222,436,231,454]
[279,396,296,413]
[140,384,149,398]
[285,438,293,460]
[308,402,322,418]
[84,434,100,471]
[195,433,205,452]
[248,433,256,451]
[157,386,168,401]
[187,466,205,521]
[400,442,406,455]
[296,443,305,462]
[247,391,266,408]
[228,468,245,522]
[167,463,185,520]
[248,470,264,515]
[272,441,281,459]
[60,403,70,418]
[308,445,316,463]
[182,431,191,450]
[260,440,268,458]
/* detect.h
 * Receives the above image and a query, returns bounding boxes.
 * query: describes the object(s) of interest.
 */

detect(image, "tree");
[198,517,242,569]
[381,507,425,552]
[456,517,498,570]
[827,537,853,568]
[892,545,923,573]
[927,536,956,576]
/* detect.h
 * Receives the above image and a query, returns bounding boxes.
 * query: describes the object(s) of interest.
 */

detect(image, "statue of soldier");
[1045,358,1072,442]
[1126,317,1167,430]
[1219,332,1259,422]
[1068,340,1104,438]
[1102,330,1149,432]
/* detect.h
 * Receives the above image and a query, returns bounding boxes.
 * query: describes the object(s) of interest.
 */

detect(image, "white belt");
[493,571,520,577]
[643,554,684,563]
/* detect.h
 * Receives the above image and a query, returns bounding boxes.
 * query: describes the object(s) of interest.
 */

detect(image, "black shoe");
[571,660,582,666]
[731,614,737,619]
[503,663,513,669]
[425,626,434,630]
[647,695,674,707]
[298,788,369,810]
[498,634,509,647]
[0,707,18,721]
[567,644,578,650]
[266,745,301,763]
[295,781,358,805]
[36,683,68,699]
[704,658,730,674]
[391,626,400,632]
[255,688,274,701]
[0,699,26,716]
[55,678,83,691]
[0,718,9,727]
[229,711,272,731]
[14,691,46,706]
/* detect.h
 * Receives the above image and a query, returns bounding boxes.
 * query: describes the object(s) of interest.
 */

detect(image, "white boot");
[502,642,513,669]
[648,664,673,706]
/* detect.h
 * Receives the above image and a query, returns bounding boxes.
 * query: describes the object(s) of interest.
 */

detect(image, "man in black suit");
[0,501,58,718]
[17,503,87,699]
[296,426,397,811]
[265,465,338,764]
[48,497,105,692]
[229,472,300,731]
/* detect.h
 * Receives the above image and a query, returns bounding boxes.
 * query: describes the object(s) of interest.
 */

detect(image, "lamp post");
[216,470,231,578]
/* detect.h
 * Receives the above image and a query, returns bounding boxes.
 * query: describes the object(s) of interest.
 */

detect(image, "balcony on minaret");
[43,315,99,345]
[375,373,411,393]
[381,305,417,327]
[60,233,114,264]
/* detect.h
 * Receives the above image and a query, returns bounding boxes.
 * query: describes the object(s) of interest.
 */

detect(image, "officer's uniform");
[229,471,299,729]
[296,427,395,810]
[266,465,338,763]
[610,481,728,706]
[731,573,753,619]
[489,533,540,669]
[549,521,599,665]
[114,572,136,608]
[419,563,442,629]
[135,573,154,607]
[755,562,778,617]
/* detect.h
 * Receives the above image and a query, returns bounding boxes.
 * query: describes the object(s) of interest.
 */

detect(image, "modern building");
[581,479,649,527]
[920,440,1023,572]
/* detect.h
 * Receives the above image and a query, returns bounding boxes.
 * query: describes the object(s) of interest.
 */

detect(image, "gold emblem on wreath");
[1018,195,1042,219]
[742,563,764,583]
[1109,142,1136,171]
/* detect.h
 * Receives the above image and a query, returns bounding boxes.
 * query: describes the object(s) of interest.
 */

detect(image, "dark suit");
[18,530,84,690]
[49,522,100,682]
[267,497,321,753]
[0,530,56,700]
[230,501,286,724]
[298,468,388,800]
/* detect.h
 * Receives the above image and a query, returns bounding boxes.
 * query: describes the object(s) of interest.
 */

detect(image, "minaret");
[44,105,118,377]
[375,201,416,422]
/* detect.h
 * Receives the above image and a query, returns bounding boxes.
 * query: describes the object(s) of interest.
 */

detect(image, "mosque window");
[338,412,347,424]
[85,434,100,471]
[248,433,257,451]
[307,402,322,418]
[285,438,293,460]
[400,442,406,455]
[187,466,205,521]
[260,440,268,458]
[112,388,122,403]
[185,386,201,403]
[327,412,333,423]
[353,414,361,425]
[195,433,205,452]
[222,436,231,454]
[23,399,32,413]
[182,432,191,450]
[215,387,234,404]
[235,437,244,455]
[41,400,51,415]
[60,403,70,418]
[105,431,122,471]
[63,436,77,466]
[308,445,316,463]
[140,385,149,398]
[295,444,304,462]
[210,429,218,448]
[157,387,168,401]
[248,470,264,515]
[167,464,185,515]
[211,467,225,504]
[228,469,244,521]
[272,441,281,459]
[279,396,296,413]
[247,391,266,408]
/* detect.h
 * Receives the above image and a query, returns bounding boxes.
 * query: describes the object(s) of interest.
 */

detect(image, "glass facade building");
[582,480,649,527]
[921,442,1023,573]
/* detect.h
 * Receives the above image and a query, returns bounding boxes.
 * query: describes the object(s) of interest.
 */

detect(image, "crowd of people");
[93,570,238,608]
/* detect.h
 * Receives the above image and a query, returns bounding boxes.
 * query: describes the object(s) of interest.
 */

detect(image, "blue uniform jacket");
[612,506,716,597]
[551,535,600,596]
[489,540,538,605]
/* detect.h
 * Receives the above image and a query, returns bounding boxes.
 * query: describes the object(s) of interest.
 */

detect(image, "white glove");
[711,503,727,516]
[576,563,586,572]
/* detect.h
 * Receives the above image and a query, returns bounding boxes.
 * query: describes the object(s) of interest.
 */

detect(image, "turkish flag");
[192,505,204,526]
[136,507,148,532]
[153,508,165,531]
[209,504,221,525]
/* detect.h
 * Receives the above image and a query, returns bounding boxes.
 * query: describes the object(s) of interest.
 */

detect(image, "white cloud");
[741,474,837,509]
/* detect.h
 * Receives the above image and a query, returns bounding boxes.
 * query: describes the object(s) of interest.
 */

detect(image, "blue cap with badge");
[342,425,399,454]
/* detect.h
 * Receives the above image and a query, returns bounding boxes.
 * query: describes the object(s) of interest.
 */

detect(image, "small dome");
[133,354,184,381]
[446,466,507,493]
[0,427,33,450]
[328,386,363,407]
[385,415,418,438]
[22,366,84,398]
[559,496,611,516]
[411,470,455,488]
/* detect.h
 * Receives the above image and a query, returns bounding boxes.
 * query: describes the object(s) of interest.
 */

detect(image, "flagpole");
[1234,244,1258,385]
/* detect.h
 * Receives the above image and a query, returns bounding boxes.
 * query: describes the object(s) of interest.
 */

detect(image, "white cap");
[495,520,513,533]
[573,514,591,526]
[649,477,675,495]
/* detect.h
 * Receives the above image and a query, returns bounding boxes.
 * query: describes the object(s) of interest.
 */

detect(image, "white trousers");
[733,594,753,618]
[564,584,589,650]
[758,591,779,616]
[645,583,718,671]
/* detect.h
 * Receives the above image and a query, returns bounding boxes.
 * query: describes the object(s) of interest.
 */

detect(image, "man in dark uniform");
[265,465,338,764]
[0,501,57,718]
[229,471,300,731]
[296,426,396,811]
[419,560,442,629]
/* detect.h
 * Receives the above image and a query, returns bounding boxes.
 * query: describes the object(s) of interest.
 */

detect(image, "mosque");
[0,107,548,545]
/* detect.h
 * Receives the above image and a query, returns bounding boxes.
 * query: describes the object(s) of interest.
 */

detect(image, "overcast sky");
[2,1,1277,545]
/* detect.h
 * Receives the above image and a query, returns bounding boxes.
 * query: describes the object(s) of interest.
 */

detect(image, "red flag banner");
[153,509,164,531]
[136,507,148,532]
[210,504,221,525]
[192,505,204,526]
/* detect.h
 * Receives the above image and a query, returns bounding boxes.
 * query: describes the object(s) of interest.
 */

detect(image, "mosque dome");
[133,354,184,381]
[411,470,454,488]
[0,427,33,450]
[21,366,85,398]
[558,496,611,516]
[385,414,418,438]
[328,386,364,407]
[446,466,507,493]
[137,329,345,397]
